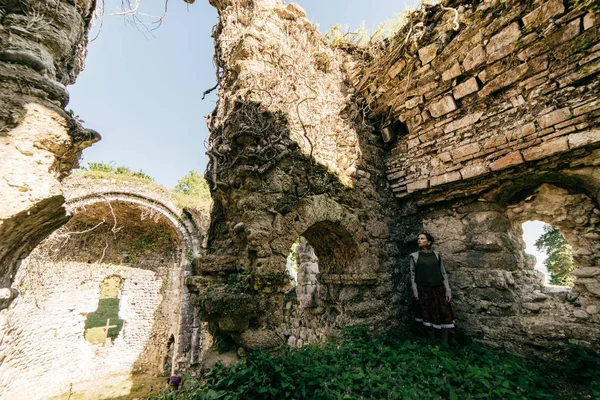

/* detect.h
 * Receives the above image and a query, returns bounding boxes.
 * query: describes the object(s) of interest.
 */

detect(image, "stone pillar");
[0,0,100,305]
[296,237,319,308]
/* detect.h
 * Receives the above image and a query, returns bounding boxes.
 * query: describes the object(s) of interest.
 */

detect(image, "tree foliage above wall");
[535,225,576,286]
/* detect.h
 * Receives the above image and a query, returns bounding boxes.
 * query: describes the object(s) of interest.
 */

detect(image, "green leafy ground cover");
[147,327,599,400]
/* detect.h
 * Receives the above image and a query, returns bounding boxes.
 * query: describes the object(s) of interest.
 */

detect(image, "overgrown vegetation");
[76,161,154,181]
[573,0,600,14]
[535,225,576,286]
[147,326,598,400]
[172,170,212,210]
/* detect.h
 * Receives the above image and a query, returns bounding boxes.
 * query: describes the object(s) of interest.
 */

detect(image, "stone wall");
[418,182,600,357]
[341,0,600,357]
[354,0,599,204]
[190,0,406,358]
[0,261,165,399]
[0,176,209,398]
[0,0,100,305]
[192,0,600,361]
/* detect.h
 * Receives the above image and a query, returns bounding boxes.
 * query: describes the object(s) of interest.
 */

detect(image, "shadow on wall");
[0,199,193,399]
[194,97,402,353]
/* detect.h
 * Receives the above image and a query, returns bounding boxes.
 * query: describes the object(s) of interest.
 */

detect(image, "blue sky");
[69,0,419,188]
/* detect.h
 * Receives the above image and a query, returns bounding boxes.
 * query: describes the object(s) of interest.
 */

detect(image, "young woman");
[409,232,455,343]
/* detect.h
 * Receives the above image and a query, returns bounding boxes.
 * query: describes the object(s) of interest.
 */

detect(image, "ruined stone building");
[0,0,599,398]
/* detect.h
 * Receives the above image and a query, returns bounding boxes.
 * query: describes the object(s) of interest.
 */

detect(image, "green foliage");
[148,327,563,400]
[534,225,576,286]
[564,342,600,397]
[172,170,212,210]
[78,161,154,181]
[128,234,157,263]
[573,0,600,14]
[174,170,210,200]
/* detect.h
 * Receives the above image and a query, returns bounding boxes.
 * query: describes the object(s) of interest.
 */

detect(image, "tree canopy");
[534,225,576,286]
[174,170,210,201]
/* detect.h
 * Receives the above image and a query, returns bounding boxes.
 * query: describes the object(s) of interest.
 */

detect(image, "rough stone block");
[528,55,549,74]
[587,305,600,315]
[522,137,569,161]
[461,163,490,179]
[452,142,480,159]
[429,96,457,118]
[518,19,581,61]
[407,137,421,149]
[483,135,507,149]
[584,13,598,30]
[430,171,462,187]
[568,129,600,149]
[442,62,462,81]
[573,100,600,116]
[479,63,528,97]
[443,112,484,134]
[463,45,486,72]
[572,267,600,278]
[388,60,406,78]
[418,43,439,65]
[405,95,423,109]
[584,281,600,297]
[407,178,429,192]
[490,152,524,171]
[506,122,537,141]
[538,107,572,129]
[522,0,565,30]
[486,23,521,63]
[453,77,480,99]
[438,152,452,163]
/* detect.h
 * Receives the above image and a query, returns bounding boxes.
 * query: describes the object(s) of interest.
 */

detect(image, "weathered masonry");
[194,0,600,361]
[0,0,100,311]
[0,176,206,399]
[0,0,599,390]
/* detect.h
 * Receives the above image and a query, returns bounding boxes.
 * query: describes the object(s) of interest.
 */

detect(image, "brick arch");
[66,192,202,257]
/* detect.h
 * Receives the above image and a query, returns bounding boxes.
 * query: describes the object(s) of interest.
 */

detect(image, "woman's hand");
[445,295,451,303]
[414,296,419,301]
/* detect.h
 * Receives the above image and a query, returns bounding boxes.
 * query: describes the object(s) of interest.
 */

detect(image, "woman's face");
[417,234,431,248]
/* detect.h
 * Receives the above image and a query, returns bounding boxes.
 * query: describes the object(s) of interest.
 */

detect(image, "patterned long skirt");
[414,285,455,329]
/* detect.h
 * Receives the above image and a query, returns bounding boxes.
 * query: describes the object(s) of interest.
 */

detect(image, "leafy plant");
[77,161,154,181]
[146,326,571,400]
[573,0,600,14]
[535,225,576,286]
[174,170,211,200]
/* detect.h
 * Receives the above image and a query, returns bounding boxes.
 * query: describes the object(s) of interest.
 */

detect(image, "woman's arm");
[409,255,419,299]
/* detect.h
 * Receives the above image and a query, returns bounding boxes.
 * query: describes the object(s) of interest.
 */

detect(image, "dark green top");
[414,251,443,287]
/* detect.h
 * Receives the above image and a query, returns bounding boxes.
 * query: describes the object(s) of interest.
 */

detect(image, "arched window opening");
[84,275,125,345]
[286,237,319,308]
[285,221,359,310]
[522,221,576,287]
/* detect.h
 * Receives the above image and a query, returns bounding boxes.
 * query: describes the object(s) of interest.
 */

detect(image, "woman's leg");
[427,327,435,340]
[441,328,449,344]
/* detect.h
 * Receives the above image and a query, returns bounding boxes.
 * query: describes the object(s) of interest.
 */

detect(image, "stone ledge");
[193,255,240,272]
[317,273,378,285]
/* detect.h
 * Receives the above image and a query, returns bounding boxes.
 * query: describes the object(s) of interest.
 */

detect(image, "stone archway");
[0,178,206,399]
